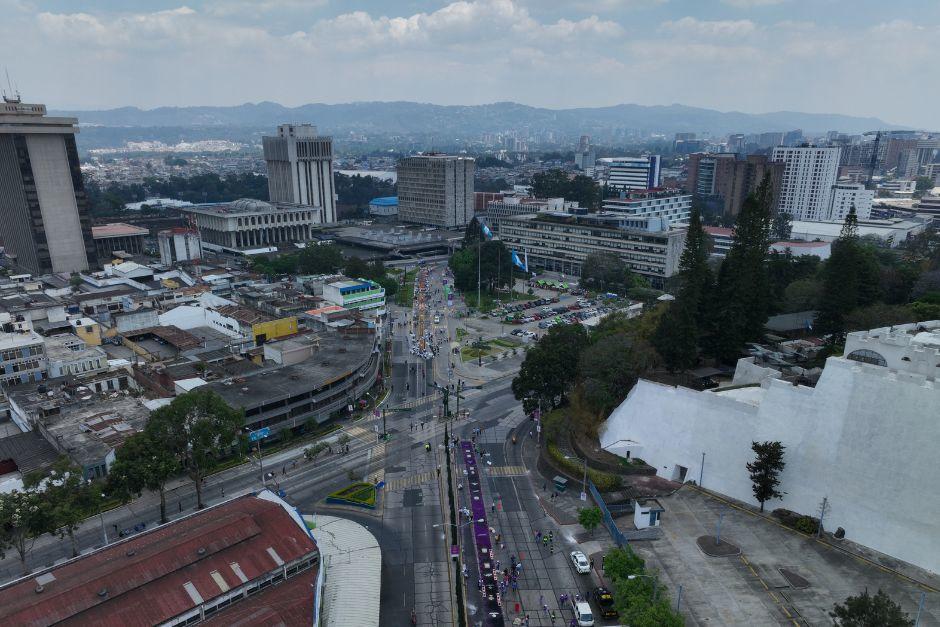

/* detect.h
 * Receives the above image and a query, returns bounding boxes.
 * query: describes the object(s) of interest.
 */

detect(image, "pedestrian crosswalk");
[345,425,374,443]
[384,471,435,490]
[487,465,527,477]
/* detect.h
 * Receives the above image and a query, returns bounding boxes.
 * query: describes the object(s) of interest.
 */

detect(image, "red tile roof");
[704,226,734,237]
[0,494,318,627]
[202,568,316,626]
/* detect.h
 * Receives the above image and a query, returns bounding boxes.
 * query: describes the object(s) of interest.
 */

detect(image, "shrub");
[547,442,622,491]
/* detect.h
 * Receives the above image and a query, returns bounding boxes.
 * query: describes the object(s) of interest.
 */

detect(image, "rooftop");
[91,223,150,239]
[207,330,374,409]
[8,385,150,468]
[0,492,318,626]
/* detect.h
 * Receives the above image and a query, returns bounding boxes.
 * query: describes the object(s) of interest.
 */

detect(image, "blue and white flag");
[511,249,527,271]
[481,221,494,240]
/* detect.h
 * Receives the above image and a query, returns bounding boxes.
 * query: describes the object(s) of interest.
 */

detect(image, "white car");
[523,330,536,338]
[434,314,441,323]
[570,551,590,574]
[574,601,595,626]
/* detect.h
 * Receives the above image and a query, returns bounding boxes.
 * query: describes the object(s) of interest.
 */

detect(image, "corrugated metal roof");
[0,493,318,626]
[311,515,381,627]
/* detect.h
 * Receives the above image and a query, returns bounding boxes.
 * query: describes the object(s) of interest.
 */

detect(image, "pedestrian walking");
[221,486,225,497]
[589,558,595,570]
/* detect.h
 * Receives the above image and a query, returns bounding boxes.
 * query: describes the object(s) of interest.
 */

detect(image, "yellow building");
[69,317,102,346]
[251,316,298,345]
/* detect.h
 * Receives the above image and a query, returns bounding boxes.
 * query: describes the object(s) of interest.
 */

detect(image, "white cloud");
[721,0,786,7]
[660,16,757,37]
[8,0,939,128]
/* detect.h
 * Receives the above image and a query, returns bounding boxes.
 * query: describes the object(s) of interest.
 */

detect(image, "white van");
[574,601,594,626]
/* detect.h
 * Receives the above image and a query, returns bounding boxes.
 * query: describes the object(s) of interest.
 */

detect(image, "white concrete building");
[602,189,692,225]
[44,334,107,379]
[828,183,873,221]
[599,156,661,191]
[599,321,940,575]
[157,227,203,265]
[182,199,321,255]
[789,216,929,248]
[0,314,46,386]
[772,146,841,221]
[263,124,336,224]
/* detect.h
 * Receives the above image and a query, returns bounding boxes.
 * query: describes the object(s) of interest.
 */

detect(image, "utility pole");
[816,496,829,539]
[715,511,724,544]
[699,451,705,486]
[258,439,265,487]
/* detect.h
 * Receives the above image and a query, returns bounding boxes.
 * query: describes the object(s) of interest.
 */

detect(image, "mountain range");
[51,101,905,138]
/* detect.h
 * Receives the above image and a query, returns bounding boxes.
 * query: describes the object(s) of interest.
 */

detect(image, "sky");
[1,0,938,128]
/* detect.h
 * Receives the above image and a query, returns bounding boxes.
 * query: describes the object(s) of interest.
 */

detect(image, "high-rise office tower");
[771,146,841,221]
[601,156,661,192]
[397,154,474,227]
[262,124,336,224]
[0,98,96,275]
[686,153,784,219]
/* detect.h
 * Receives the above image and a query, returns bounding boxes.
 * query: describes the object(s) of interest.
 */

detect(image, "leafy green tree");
[297,243,344,275]
[830,589,913,626]
[746,441,786,512]
[602,546,645,579]
[771,211,793,241]
[26,458,102,558]
[704,175,775,363]
[304,442,330,461]
[108,431,179,524]
[0,487,50,575]
[914,176,934,197]
[653,205,713,371]
[344,255,371,279]
[579,333,656,416]
[578,507,603,536]
[512,324,588,408]
[843,304,914,333]
[531,169,601,209]
[531,169,571,199]
[580,252,636,293]
[783,278,823,312]
[146,389,246,510]
[816,208,882,343]
[568,174,602,210]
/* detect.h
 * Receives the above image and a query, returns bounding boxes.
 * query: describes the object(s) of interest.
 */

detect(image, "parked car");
[573,601,595,626]
[591,587,618,619]
[570,551,590,574]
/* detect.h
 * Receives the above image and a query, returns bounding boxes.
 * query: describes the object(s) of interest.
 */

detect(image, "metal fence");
[588,479,628,547]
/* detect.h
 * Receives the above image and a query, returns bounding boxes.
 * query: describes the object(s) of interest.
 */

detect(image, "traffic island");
[696,535,741,557]
[326,482,379,509]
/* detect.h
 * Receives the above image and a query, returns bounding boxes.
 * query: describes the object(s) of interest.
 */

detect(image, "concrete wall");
[26,135,88,273]
[599,357,940,575]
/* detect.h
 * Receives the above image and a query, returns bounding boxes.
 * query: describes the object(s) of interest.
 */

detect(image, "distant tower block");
[262,124,336,224]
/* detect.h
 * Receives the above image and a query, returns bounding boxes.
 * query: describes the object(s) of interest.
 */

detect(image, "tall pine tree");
[703,174,774,363]
[653,205,714,371]
[815,206,882,343]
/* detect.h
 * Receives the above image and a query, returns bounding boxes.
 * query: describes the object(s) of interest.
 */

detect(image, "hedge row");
[546,442,623,491]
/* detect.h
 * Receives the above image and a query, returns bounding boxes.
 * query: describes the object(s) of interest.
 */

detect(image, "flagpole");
[477,228,481,312]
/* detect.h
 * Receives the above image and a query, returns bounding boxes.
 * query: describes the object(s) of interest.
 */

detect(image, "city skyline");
[1,0,938,128]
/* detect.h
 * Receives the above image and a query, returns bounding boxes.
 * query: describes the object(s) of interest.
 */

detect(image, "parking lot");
[634,487,939,626]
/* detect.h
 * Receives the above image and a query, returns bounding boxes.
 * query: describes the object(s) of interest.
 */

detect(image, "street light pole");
[97,493,108,546]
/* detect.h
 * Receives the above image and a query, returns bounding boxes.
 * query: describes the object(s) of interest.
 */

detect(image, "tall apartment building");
[396,155,474,227]
[262,124,336,224]
[771,146,841,221]
[828,183,874,221]
[686,153,784,219]
[0,99,96,274]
